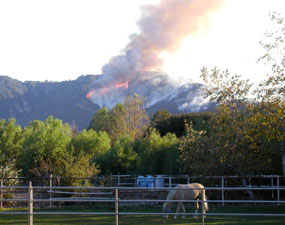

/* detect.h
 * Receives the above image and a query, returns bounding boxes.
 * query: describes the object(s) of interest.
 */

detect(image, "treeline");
[0,91,283,186]
[0,94,212,181]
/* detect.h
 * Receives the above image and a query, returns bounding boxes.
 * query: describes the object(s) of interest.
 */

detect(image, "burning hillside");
[86,71,183,108]
[87,0,224,110]
[86,71,216,113]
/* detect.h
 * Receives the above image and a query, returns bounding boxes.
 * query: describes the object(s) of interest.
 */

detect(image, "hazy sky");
[0,0,284,84]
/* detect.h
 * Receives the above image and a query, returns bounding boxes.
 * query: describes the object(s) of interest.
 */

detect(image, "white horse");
[163,183,208,219]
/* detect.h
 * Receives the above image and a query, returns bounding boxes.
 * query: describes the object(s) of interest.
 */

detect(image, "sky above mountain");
[0,0,284,85]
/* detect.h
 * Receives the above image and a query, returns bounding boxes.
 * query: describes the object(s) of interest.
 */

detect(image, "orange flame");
[86,81,129,99]
[86,90,95,98]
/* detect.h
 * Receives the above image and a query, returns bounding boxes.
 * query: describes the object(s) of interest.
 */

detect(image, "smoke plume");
[88,0,225,108]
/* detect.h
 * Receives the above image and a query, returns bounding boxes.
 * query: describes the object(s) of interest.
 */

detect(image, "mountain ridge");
[0,75,100,130]
[0,75,215,130]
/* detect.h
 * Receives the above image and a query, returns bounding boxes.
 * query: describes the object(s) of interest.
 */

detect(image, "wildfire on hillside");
[86,0,225,108]
[86,80,129,99]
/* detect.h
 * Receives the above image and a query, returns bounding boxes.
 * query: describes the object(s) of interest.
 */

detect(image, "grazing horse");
[163,183,208,219]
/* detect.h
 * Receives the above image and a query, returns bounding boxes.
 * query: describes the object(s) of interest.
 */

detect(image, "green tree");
[246,101,283,174]
[18,116,72,176]
[256,12,285,174]
[150,112,213,137]
[29,158,60,178]
[99,136,138,174]
[135,129,180,174]
[151,109,171,126]
[108,103,128,140]
[209,103,272,175]
[57,151,100,187]
[0,159,22,203]
[150,109,171,136]
[88,106,111,132]
[68,129,111,157]
[200,67,253,102]
[199,67,283,175]
[0,160,22,186]
[124,94,149,140]
[29,149,100,186]
[88,95,149,141]
[0,118,23,161]
[196,67,255,175]
[179,123,217,175]
[257,12,285,101]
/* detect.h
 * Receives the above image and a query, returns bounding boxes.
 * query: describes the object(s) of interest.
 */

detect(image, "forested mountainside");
[0,75,100,130]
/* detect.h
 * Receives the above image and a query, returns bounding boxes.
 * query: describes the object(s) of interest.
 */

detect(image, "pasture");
[1,205,285,224]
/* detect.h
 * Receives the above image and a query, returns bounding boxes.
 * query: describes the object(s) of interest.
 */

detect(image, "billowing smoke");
[88,0,225,109]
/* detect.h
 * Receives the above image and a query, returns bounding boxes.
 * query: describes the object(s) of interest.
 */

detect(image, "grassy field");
[1,205,285,225]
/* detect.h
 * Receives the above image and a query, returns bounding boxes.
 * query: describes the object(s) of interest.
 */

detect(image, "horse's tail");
[201,188,208,213]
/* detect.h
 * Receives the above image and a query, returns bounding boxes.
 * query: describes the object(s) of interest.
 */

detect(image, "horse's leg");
[180,203,186,219]
[163,203,170,219]
[193,199,199,218]
[174,203,183,219]
[174,204,179,219]
[202,200,207,219]
[201,190,208,219]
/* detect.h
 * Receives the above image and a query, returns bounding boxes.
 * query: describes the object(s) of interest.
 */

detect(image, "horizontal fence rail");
[1,174,284,186]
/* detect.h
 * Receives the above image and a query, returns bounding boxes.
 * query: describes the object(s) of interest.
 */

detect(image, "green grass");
[1,205,285,225]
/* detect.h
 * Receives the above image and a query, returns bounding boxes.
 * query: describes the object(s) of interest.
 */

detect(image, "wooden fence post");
[28,181,33,225]
[201,197,205,225]
[0,179,3,208]
[115,189,119,225]
[277,176,280,206]
[169,176,172,187]
[201,210,205,225]
[221,176,224,207]
[271,176,274,199]
[49,174,53,208]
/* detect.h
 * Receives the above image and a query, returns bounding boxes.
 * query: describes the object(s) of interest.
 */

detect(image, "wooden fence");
[1,182,285,225]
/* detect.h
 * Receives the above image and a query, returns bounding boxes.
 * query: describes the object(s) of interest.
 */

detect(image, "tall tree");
[246,101,283,174]
[135,129,180,175]
[200,67,253,103]
[88,106,111,132]
[0,118,23,161]
[150,112,213,137]
[108,103,128,140]
[57,151,100,187]
[18,116,72,176]
[0,160,22,186]
[99,136,138,175]
[124,94,149,140]
[68,129,111,157]
[150,109,171,136]
[257,12,285,101]
[89,94,148,141]
[179,123,216,175]
[151,109,171,126]
[257,12,285,174]
[199,67,282,175]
